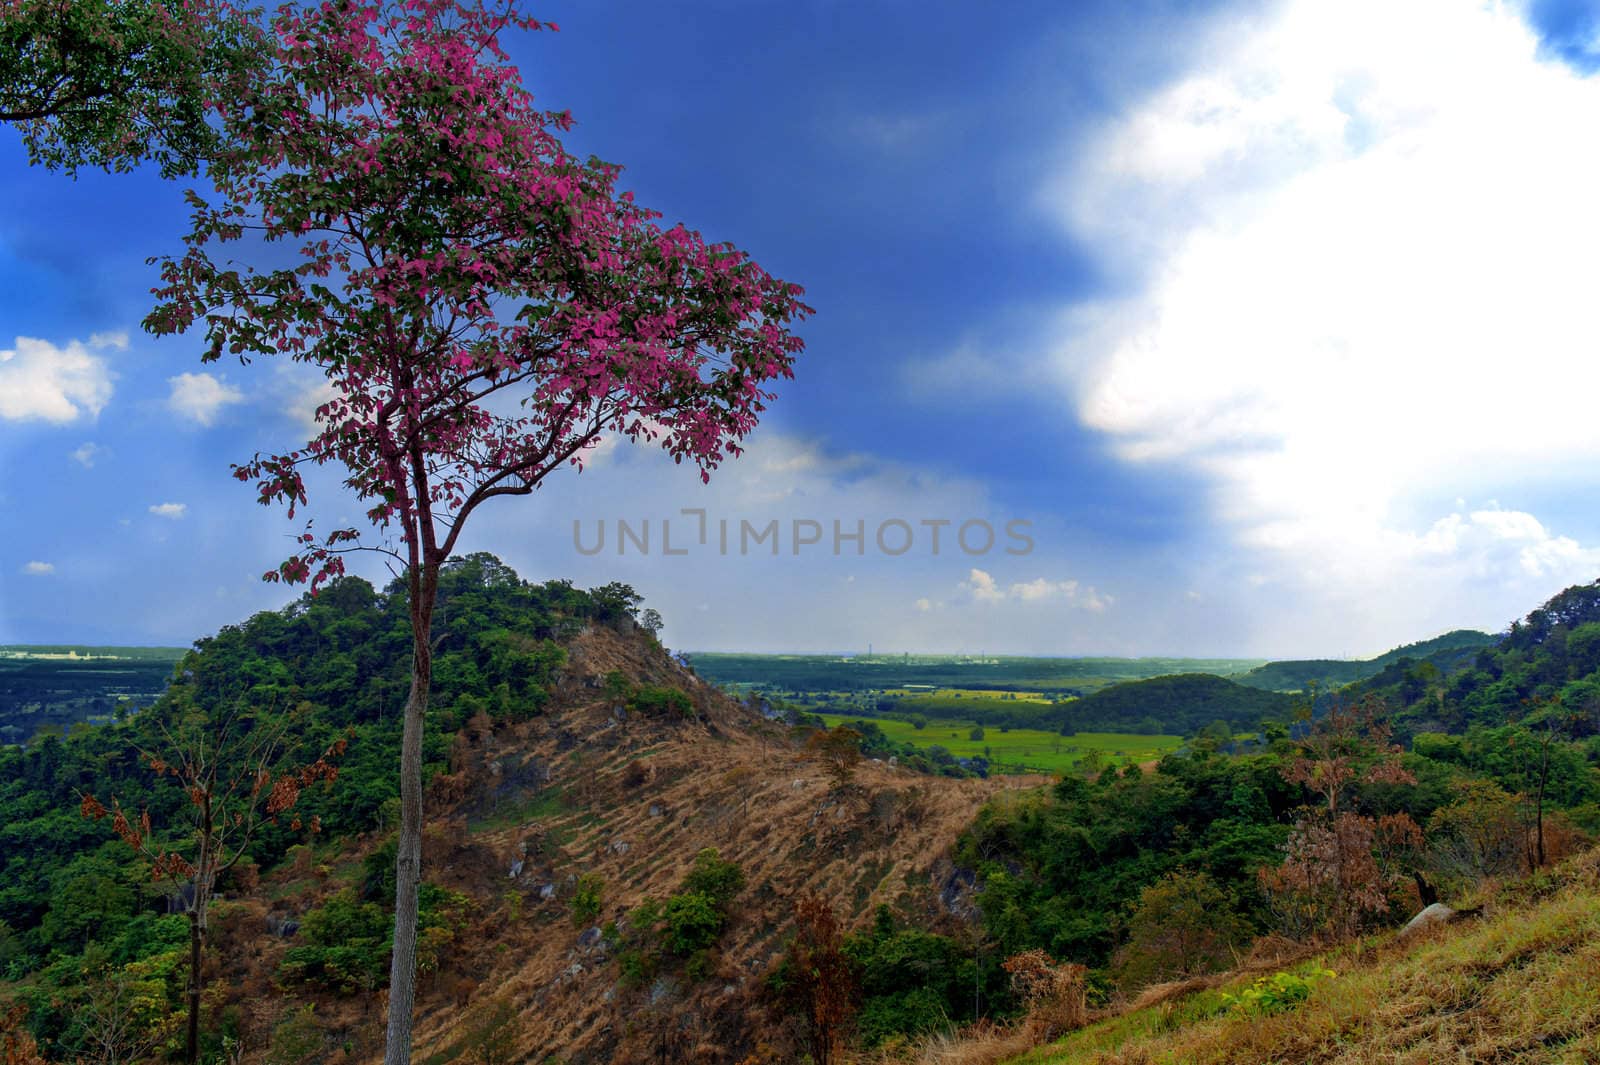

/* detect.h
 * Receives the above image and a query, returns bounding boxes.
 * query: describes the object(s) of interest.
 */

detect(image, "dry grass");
[998,848,1600,1065]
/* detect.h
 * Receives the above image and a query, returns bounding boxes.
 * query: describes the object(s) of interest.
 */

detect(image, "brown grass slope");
[225,622,1029,1064]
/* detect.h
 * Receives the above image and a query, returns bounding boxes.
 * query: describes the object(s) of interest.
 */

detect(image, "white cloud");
[1049,0,1600,612]
[915,597,935,612]
[21,561,55,576]
[0,336,115,422]
[167,372,244,427]
[149,502,188,519]
[961,568,1111,611]
[70,442,104,468]
[966,568,1004,602]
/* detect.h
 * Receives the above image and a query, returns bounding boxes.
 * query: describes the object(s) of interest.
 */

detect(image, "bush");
[1220,968,1335,1016]
[658,892,724,955]
[280,882,469,993]
[280,890,390,993]
[856,987,949,1046]
[621,850,743,981]
[681,848,745,907]
[630,685,693,718]
[572,874,604,929]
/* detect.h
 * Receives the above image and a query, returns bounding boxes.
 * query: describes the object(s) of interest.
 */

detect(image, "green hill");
[1058,672,1297,736]
[1234,629,1495,693]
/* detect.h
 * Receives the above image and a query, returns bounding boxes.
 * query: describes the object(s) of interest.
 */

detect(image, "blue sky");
[4,0,1600,657]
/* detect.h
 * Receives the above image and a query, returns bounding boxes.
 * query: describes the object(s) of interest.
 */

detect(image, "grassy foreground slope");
[1010,848,1600,1065]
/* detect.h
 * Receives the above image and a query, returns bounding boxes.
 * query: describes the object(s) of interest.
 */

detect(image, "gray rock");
[508,860,524,879]
[577,926,604,948]
[538,883,556,900]
[1401,902,1460,935]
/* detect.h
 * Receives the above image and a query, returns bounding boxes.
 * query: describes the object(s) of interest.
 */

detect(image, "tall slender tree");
[143,2,810,1059]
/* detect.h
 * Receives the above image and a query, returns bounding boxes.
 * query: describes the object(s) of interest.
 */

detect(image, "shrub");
[621,850,744,982]
[630,685,694,718]
[682,848,745,907]
[1219,968,1335,1016]
[572,874,604,929]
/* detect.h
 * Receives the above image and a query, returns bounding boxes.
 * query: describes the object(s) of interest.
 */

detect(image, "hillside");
[995,845,1600,1064]
[1234,629,1495,694]
[391,623,1026,1062]
[0,563,1025,1064]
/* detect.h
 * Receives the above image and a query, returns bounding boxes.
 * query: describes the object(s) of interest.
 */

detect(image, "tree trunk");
[385,561,438,1065]
[186,909,201,1065]
[186,800,213,1065]
[1535,754,1548,868]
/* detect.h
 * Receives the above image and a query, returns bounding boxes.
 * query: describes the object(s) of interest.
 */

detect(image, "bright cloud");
[962,568,1111,611]
[70,442,103,468]
[167,372,245,427]
[149,502,188,519]
[21,561,55,576]
[0,336,116,422]
[1052,0,1600,612]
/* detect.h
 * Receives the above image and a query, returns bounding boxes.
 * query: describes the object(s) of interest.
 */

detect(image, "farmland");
[684,651,1265,696]
[814,710,1183,775]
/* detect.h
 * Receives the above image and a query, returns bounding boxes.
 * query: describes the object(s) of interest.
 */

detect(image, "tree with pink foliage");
[144,1,810,1058]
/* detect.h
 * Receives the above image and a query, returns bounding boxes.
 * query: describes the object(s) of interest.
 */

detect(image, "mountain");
[1233,629,1496,693]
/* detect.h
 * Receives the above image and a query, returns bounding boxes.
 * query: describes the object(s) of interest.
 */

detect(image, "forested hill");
[0,553,1025,1063]
[1355,580,1600,736]
[1057,673,1297,736]
[1235,629,1495,693]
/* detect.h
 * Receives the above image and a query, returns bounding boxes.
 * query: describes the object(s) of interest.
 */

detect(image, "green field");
[815,712,1183,775]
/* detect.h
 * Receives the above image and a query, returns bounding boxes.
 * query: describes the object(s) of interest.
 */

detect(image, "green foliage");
[620,850,744,982]
[0,554,606,996]
[628,685,693,719]
[856,986,950,1046]
[681,848,745,907]
[0,0,269,177]
[1219,968,1335,1016]
[280,889,390,993]
[1113,869,1245,988]
[264,1003,324,1065]
[958,749,1297,968]
[279,882,469,994]
[837,907,1006,1046]
[602,671,630,700]
[588,582,642,624]
[657,893,724,956]
[571,874,603,929]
